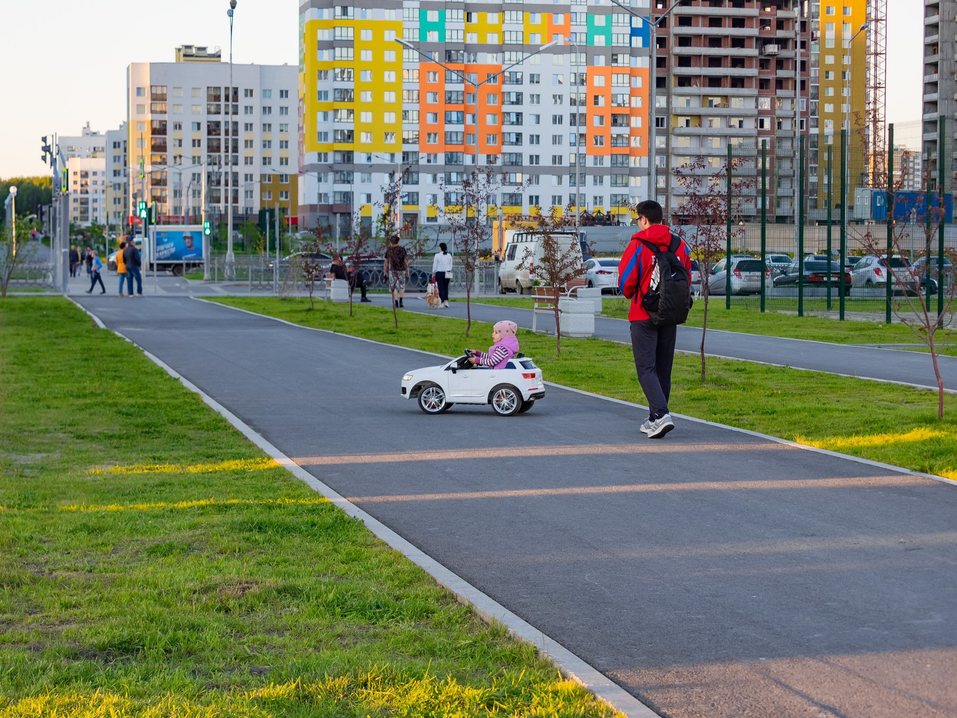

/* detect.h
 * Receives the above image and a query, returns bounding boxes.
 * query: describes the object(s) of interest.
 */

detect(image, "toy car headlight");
[402,373,414,382]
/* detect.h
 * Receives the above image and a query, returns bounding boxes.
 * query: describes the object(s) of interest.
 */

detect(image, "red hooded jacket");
[617,224,692,322]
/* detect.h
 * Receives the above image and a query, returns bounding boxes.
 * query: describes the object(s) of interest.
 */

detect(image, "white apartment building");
[105,123,128,231]
[127,46,299,229]
[66,156,106,227]
[59,123,107,228]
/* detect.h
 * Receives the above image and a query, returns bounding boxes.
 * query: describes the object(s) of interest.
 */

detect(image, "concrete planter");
[558,298,595,338]
[574,286,602,314]
[329,278,349,302]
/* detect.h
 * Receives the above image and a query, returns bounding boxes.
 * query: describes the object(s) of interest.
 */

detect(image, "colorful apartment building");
[299,0,872,233]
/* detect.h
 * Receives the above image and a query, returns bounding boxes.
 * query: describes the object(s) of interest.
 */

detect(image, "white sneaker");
[646,414,675,439]
[639,419,653,435]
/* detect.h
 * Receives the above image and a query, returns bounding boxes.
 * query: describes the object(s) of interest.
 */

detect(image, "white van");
[497,231,583,294]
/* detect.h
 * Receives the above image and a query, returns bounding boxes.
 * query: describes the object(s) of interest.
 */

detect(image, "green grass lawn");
[0,298,620,718]
[474,295,957,354]
[212,297,957,482]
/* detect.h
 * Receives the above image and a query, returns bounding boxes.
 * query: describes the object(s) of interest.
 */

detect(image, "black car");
[772,259,852,295]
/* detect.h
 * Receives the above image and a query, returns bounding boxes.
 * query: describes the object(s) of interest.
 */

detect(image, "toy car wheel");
[490,384,522,417]
[518,399,535,414]
[417,382,450,414]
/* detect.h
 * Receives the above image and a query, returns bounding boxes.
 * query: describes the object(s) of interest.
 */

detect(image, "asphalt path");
[75,295,957,718]
[395,294,957,392]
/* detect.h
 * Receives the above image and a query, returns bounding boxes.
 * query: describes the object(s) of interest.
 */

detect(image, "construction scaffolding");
[867,0,888,187]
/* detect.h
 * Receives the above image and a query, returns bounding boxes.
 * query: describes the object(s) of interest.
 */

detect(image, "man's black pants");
[629,320,677,419]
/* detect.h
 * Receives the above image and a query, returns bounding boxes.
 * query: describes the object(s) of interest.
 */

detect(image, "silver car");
[708,257,767,295]
[851,255,918,293]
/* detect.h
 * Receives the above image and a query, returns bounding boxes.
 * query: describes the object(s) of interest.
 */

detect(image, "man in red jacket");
[617,200,692,439]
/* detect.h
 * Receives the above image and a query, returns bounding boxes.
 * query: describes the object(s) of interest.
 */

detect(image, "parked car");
[766,253,793,276]
[401,351,546,416]
[707,257,768,295]
[772,259,852,295]
[583,257,620,294]
[910,256,954,293]
[850,255,918,294]
[268,251,332,272]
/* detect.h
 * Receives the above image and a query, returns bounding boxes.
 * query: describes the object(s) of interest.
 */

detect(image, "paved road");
[75,295,957,718]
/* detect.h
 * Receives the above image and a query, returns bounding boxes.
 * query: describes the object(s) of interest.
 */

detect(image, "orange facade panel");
[417,62,503,156]
[585,67,612,157]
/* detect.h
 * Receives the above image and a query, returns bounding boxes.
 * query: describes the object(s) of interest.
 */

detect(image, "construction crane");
[867,0,887,187]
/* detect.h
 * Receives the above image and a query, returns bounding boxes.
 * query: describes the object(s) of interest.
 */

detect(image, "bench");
[531,278,589,333]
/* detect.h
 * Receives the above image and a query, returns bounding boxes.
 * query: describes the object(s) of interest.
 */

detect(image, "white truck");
[497,230,584,294]
[142,224,205,275]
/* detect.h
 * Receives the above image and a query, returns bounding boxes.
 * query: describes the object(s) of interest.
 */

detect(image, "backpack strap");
[668,234,681,253]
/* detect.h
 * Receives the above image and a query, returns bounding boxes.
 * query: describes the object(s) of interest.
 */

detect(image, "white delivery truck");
[497,230,583,294]
[142,224,205,275]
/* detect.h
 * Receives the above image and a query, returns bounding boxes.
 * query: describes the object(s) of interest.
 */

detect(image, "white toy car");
[401,351,545,416]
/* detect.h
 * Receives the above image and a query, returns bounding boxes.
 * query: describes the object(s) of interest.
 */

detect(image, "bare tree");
[437,166,515,337]
[854,180,956,418]
[519,205,586,356]
[672,155,754,381]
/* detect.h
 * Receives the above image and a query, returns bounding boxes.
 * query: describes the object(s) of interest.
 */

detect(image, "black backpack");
[639,235,692,327]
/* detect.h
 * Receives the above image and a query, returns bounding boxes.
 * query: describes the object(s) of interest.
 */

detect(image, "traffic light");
[137,201,147,218]
[203,219,211,236]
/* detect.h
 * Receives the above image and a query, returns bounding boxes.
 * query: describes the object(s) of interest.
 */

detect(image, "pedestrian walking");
[83,247,93,277]
[123,239,143,296]
[69,245,80,277]
[431,242,453,308]
[115,241,128,295]
[85,250,106,294]
[383,234,409,308]
[617,200,692,439]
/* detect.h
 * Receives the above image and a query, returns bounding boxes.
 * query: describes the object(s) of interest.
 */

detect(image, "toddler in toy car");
[467,320,520,368]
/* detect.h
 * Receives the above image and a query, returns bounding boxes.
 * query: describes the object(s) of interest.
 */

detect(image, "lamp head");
[9,186,16,197]
[229,0,237,9]
[540,39,560,50]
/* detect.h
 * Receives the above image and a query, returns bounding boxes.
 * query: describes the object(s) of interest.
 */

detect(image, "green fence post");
[886,124,894,324]
[760,139,767,312]
[726,143,732,310]
[839,128,847,321]
[798,134,805,317]
[939,116,946,319]
[826,144,833,310]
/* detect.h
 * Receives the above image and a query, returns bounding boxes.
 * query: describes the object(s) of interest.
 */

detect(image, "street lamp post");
[8,186,17,258]
[224,0,238,280]
[841,21,868,253]
[608,0,684,207]
[396,39,558,231]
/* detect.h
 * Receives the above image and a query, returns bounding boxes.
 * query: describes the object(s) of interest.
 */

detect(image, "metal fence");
[675,122,956,322]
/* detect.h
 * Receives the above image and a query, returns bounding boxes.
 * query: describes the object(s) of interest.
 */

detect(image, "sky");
[0,0,924,178]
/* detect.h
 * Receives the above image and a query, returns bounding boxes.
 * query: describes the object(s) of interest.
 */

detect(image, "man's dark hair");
[389,234,401,245]
[439,242,447,252]
[635,200,663,225]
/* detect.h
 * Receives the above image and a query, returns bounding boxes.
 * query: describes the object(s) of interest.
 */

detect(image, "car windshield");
[885,257,909,268]
[805,260,838,272]
[597,259,619,268]
[690,259,699,270]
[736,260,764,272]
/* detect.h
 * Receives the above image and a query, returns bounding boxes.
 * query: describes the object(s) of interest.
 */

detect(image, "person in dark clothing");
[69,245,80,277]
[83,247,93,276]
[617,200,692,440]
[327,256,370,302]
[123,240,143,296]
